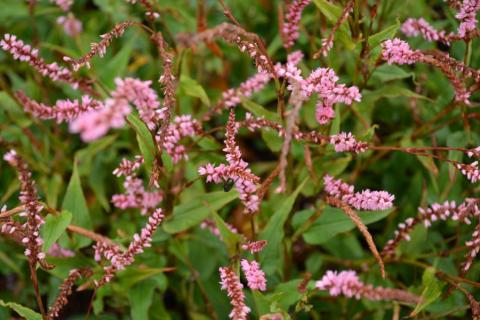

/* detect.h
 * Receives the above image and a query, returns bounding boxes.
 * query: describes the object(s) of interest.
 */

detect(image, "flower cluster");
[112,177,163,214]
[63,21,135,70]
[0,34,84,90]
[303,68,361,125]
[381,38,421,65]
[160,115,201,163]
[456,0,480,37]
[111,156,163,215]
[199,109,260,214]
[456,161,480,183]
[48,243,75,258]
[51,0,73,11]
[219,266,251,320]
[48,269,87,319]
[69,97,131,141]
[316,270,420,303]
[323,175,395,211]
[329,132,368,153]
[57,15,83,37]
[3,150,50,269]
[96,208,164,286]
[112,77,165,130]
[69,77,164,141]
[382,199,480,264]
[401,18,451,44]
[242,240,267,254]
[200,219,240,240]
[240,259,267,291]
[222,71,271,108]
[281,0,311,48]
[17,91,102,123]
[381,38,471,103]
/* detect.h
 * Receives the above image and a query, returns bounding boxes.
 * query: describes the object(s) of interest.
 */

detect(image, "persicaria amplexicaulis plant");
[1,0,480,319]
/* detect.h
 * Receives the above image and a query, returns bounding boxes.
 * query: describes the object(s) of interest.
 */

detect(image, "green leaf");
[312,0,342,22]
[372,64,414,82]
[62,161,92,248]
[179,75,210,106]
[368,22,400,49]
[163,191,238,233]
[241,97,281,123]
[299,206,393,245]
[212,211,244,256]
[259,179,307,275]
[329,105,341,136]
[126,113,156,172]
[41,210,72,252]
[363,85,432,102]
[411,268,444,316]
[312,0,355,50]
[99,37,134,89]
[128,280,157,320]
[0,300,42,320]
[119,267,168,289]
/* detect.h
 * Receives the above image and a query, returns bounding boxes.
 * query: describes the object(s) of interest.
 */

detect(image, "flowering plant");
[0,0,479,319]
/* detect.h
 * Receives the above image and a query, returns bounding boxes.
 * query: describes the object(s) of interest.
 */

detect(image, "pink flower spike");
[57,15,83,37]
[219,266,250,320]
[316,270,420,303]
[242,240,267,254]
[456,0,480,37]
[329,132,368,153]
[323,175,394,211]
[241,259,267,291]
[281,0,311,48]
[381,38,422,65]
[401,18,451,44]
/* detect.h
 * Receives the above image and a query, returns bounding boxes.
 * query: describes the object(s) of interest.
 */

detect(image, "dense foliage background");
[0,0,479,319]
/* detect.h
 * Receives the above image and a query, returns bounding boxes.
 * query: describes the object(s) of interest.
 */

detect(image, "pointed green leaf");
[163,190,238,233]
[259,179,308,275]
[179,75,210,106]
[62,162,92,248]
[0,300,42,320]
[41,210,72,252]
[411,267,444,316]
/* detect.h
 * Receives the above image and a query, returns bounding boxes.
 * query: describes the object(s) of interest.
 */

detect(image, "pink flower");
[455,161,480,183]
[219,266,250,320]
[0,34,82,89]
[315,103,335,125]
[241,259,267,291]
[223,71,271,108]
[329,132,368,153]
[51,0,73,11]
[113,77,164,130]
[4,150,49,267]
[57,15,83,37]
[48,243,75,258]
[381,38,422,65]
[17,91,102,123]
[199,109,260,214]
[281,0,311,48]
[159,115,201,163]
[69,98,131,141]
[456,0,480,37]
[242,240,267,254]
[401,18,450,44]
[96,209,164,286]
[316,270,420,303]
[323,175,394,211]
